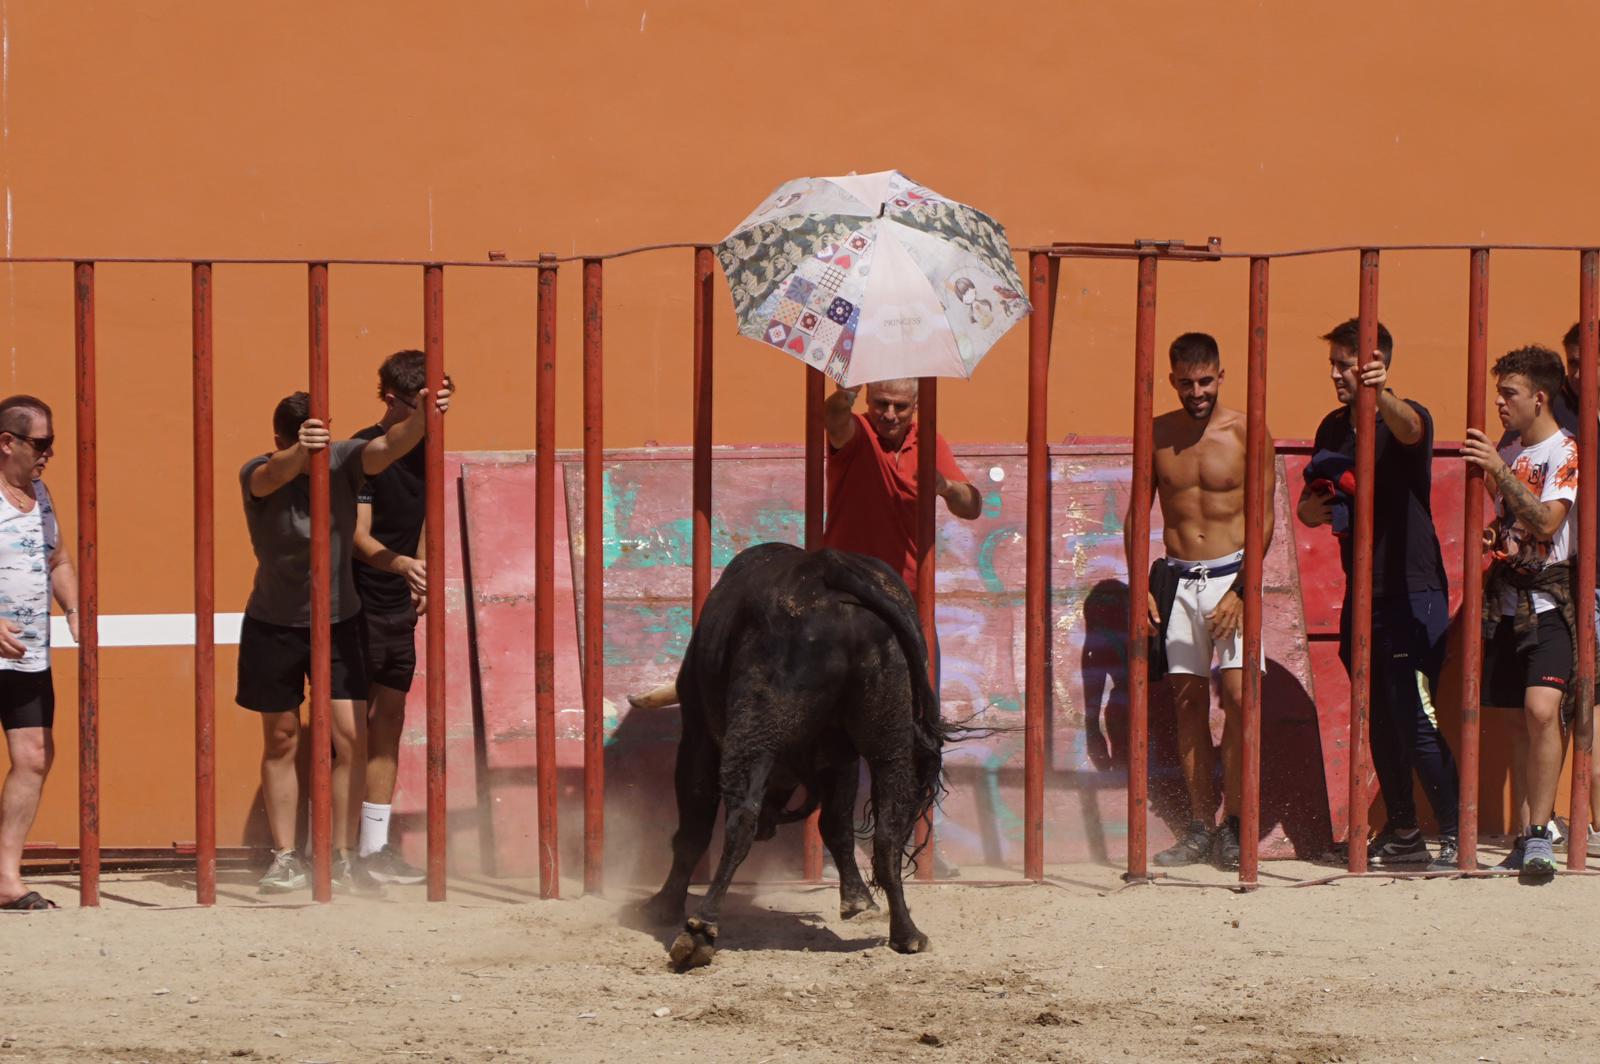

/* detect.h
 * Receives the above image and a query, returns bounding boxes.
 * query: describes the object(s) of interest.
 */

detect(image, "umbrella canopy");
[716,170,1030,387]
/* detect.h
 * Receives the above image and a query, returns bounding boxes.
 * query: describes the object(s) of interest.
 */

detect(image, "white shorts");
[1164,550,1252,676]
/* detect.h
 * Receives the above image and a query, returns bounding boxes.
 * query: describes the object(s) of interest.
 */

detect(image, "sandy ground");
[3,849,1598,1064]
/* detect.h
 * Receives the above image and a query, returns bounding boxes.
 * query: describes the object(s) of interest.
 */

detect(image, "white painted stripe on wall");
[50,613,246,648]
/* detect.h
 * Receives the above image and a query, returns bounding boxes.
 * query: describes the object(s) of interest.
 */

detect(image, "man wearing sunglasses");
[0,395,78,911]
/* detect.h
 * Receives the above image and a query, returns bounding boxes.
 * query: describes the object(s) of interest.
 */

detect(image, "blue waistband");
[1167,557,1243,581]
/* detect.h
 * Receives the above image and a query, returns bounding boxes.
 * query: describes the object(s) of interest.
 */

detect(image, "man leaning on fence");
[237,379,450,894]
[0,395,78,911]
[1297,319,1460,871]
[1463,344,1584,885]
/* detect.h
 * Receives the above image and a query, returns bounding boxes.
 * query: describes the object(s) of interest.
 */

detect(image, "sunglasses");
[7,433,52,453]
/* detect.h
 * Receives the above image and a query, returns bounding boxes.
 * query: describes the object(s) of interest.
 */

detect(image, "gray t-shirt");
[240,439,368,627]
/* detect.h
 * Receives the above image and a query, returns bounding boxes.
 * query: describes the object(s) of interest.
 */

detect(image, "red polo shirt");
[822,413,968,591]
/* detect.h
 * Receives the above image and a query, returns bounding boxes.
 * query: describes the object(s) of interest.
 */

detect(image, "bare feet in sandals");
[0,890,58,911]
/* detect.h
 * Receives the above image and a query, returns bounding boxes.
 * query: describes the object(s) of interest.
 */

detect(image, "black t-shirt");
[1311,397,1448,599]
[352,424,426,614]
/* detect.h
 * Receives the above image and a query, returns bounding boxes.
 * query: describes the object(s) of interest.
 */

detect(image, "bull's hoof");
[638,892,684,927]
[839,892,880,920]
[669,917,719,971]
[890,931,931,955]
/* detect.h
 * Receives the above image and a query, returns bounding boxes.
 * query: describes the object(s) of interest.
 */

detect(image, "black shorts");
[1482,612,1573,710]
[0,669,54,730]
[363,604,418,693]
[236,614,369,714]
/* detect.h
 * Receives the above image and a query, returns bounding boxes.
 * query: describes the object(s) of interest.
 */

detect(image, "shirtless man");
[1126,332,1274,870]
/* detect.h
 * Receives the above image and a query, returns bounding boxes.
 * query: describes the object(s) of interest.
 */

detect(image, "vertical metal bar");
[73,262,99,907]
[692,247,715,624]
[1458,249,1489,870]
[1024,251,1055,882]
[191,263,216,907]
[914,376,938,880]
[423,264,447,901]
[802,366,825,882]
[307,262,333,903]
[1570,249,1598,871]
[582,258,605,896]
[1239,258,1270,889]
[1347,250,1380,875]
[535,253,560,899]
[1126,254,1158,883]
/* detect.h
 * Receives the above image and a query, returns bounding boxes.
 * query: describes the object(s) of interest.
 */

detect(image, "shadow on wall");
[1080,578,1334,859]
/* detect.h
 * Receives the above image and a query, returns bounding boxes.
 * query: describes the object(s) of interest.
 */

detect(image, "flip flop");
[0,891,59,911]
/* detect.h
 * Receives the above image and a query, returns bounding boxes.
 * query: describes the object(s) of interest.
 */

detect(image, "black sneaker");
[1367,826,1429,866]
[332,850,386,896]
[1153,821,1214,867]
[365,844,426,886]
[1426,835,1459,872]
[1212,817,1241,871]
[1495,836,1526,872]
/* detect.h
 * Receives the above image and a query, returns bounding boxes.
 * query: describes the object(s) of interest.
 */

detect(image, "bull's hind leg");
[670,750,775,972]
[816,762,878,919]
[868,755,930,955]
[641,706,720,926]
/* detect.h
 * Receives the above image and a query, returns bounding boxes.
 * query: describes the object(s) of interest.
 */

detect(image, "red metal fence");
[7,238,1600,905]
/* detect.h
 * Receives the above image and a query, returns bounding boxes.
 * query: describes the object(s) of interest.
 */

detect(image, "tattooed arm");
[1462,428,1571,537]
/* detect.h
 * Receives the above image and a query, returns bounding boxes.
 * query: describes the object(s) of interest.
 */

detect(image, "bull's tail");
[819,550,969,876]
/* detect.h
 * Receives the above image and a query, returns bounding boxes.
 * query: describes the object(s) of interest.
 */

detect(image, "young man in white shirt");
[1463,345,1580,884]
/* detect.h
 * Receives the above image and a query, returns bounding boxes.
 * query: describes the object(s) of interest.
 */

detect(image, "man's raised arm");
[248,418,328,498]
[362,379,453,476]
[823,384,860,450]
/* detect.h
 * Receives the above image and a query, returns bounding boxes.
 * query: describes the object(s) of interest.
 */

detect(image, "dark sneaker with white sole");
[1426,835,1459,872]
[1153,820,1214,867]
[1495,836,1526,872]
[1367,826,1430,866]
[332,851,386,896]
[365,845,427,886]
[1212,817,1242,871]
[1520,833,1558,885]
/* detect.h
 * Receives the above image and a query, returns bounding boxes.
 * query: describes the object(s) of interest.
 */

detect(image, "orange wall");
[3,1,1597,845]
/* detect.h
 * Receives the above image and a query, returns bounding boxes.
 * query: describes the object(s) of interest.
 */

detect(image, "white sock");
[359,803,392,858]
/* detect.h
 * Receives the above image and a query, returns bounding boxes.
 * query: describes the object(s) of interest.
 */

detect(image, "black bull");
[641,542,961,970]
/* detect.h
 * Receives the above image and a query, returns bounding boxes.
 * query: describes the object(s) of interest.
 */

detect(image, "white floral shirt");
[0,481,58,672]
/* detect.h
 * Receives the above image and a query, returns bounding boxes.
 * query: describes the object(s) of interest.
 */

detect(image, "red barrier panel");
[1240,257,1270,888]
[191,263,216,906]
[582,258,605,896]
[307,263,333,903]
[802,367,825,882]
[423,264,448,901]
[535,254,560,899]
[1125,254,1158,883]
[1345,251,1380,874]
[73,262,100,908]
[1023,250,1055,882]
[1458,249,1489,870]
[1571,250,1599,870]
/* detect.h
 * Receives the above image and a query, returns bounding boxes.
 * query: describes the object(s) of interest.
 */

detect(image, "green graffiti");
[976,526,1018,595]
[603,604,693,667]
[602,467,804,570]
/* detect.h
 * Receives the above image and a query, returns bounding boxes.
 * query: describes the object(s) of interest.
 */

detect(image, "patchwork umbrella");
[716,170,1030,387]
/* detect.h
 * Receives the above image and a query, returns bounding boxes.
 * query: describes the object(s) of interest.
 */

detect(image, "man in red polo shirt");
[627,377,980,710]
[822,377,982,590]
